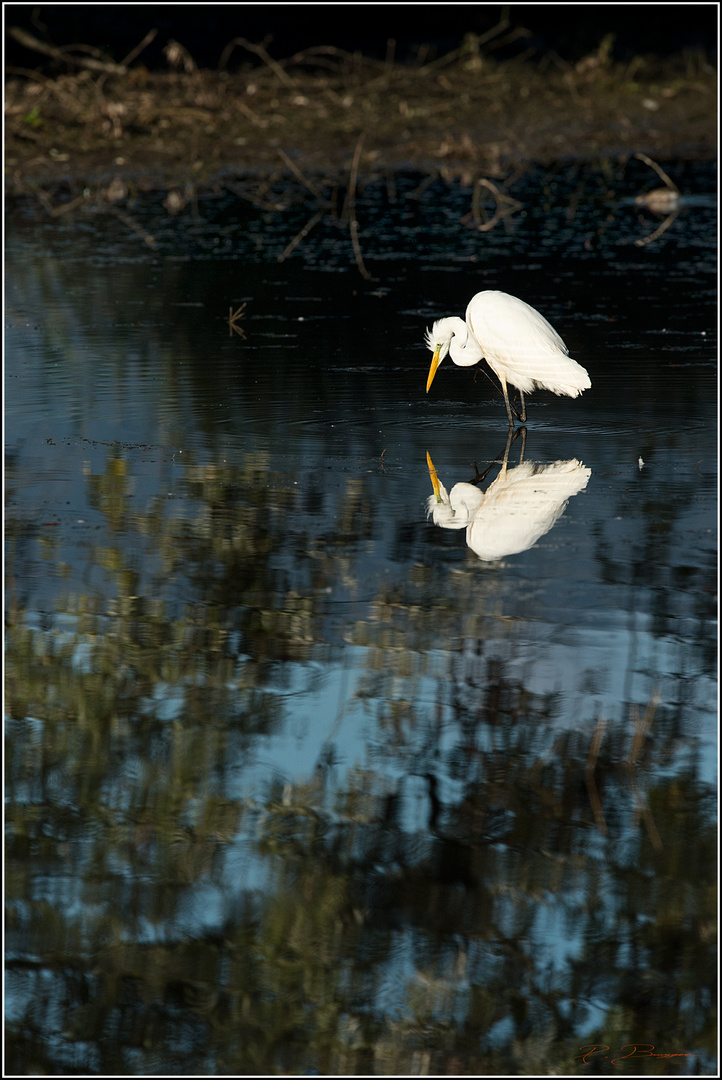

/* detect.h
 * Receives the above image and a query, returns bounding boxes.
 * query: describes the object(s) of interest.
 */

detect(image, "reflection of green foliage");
[5,444,717,1075]
[87,452,133,531]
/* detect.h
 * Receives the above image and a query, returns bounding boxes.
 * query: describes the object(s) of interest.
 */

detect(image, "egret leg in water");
[425,290,591,426]
[513,389,526,424]
[477,424,527,482]
[426,425,526,529]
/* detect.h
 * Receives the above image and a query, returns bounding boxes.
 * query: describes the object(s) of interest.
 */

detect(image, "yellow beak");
[426,451,442,503]
[426,346,442,393]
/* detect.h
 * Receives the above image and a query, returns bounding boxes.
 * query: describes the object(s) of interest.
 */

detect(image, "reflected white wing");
[466,459,591,561]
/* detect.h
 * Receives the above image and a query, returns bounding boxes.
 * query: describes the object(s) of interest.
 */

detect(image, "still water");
[5,163,717,1075]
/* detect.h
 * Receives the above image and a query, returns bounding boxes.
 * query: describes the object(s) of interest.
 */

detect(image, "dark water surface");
[5,164,717,1075]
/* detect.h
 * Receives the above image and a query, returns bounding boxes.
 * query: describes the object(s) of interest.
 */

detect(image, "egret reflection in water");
[427,430,591,562]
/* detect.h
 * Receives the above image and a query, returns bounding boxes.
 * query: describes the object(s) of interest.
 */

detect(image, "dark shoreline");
[6,43,716,210]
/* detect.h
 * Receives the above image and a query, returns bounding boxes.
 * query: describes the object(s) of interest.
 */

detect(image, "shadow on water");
[4,163,717,1075]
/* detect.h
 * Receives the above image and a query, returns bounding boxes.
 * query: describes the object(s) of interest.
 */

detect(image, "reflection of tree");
[5,445,717,1075]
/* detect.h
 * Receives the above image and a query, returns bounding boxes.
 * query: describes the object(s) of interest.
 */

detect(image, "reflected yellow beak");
[426,346,442,393]
[426,451,442,503]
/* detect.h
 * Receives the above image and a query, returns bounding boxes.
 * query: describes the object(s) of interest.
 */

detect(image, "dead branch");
[277,149,325,201]
[8,26,127,75]
[472,178,523,231]
[120,29,158,69]
[584,715,608,836]
[218,36,294,87]
[107,207,158,248]
[634,152,680,193]
[634,206,680,246]
[228,302,247,338]
[346,132,372,280]
[278,209,325,263]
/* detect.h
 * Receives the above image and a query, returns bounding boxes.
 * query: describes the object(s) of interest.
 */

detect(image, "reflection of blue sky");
[7,301,717,786]
[5,213,717,1065]
[7,308,717,736]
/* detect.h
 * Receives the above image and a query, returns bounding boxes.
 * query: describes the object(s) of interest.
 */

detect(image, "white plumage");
[425,290,591,425]
[426,450,592,562]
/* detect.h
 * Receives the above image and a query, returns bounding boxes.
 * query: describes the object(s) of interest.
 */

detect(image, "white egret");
[425,290,591,426]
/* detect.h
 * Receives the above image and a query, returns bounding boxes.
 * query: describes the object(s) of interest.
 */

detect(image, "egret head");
[425,319,455,392]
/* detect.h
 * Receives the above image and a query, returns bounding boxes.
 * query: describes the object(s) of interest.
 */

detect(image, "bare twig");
[278,209,325,262]
[8,26,127,75]
[417,6,529,73]
[108,207,157,248]
[219,36,294,87]
[634,207,680,247]
[346,132,372,280]
[475,4,512,48]
[633,152,682,246]
[120,29,158,69]
[225,180,287,212]
[627,693,663,851]
[30,185,89,218]
[628,690,660,766]
[287,44,388,74]
[584,715,608,836]
[228,302,247,338]
[408,174,437,200]
[471,178,523,231]
[277,149,325,201]
[235,98,268,128]
[635,152,680,193]
[635,797,663,850]
[4,66,54,83]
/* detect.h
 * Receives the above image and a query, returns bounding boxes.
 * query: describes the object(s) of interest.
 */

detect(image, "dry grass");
[5,30,716,202]
[4,32,716,265]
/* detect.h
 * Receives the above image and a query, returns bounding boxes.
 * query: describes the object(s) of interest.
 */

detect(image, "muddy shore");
[5,34,716,217]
